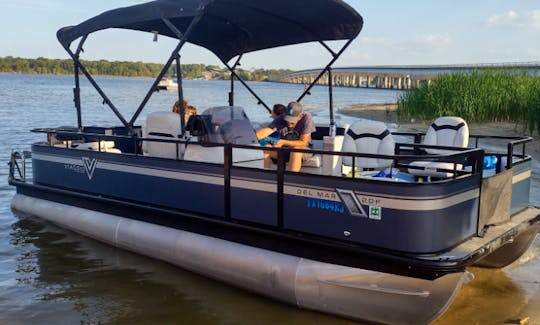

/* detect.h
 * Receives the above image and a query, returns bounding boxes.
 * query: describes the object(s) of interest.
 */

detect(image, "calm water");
[0,74,538,325]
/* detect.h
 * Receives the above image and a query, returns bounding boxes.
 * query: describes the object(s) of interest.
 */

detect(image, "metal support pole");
[221,59,271,113]
[175,55,186,136]
[74,66,82,129]
[229,72,235,107]
[328,67,335,136]
[228,55,242,107]
[63,46,130,128]
[297,38,354,103]
[73,36,87,130]
[277,150,285,228]
[130,13,206,126]
[224,144,232,220]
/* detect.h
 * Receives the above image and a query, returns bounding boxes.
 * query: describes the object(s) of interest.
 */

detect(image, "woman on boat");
[172,99,197,123]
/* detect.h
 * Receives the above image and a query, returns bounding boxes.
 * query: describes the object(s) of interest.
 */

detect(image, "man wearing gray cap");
[256,101,316,172]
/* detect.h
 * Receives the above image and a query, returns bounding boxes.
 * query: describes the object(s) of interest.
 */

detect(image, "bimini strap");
[347,128,390,141]
[431,122,465,131]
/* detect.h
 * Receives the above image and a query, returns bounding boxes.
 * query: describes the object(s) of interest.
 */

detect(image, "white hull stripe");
[34,153,479,211]
[355,189,479,211]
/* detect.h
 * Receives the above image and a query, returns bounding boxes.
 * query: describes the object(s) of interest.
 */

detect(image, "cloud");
[409,34,453,51]
[486,10,540,29]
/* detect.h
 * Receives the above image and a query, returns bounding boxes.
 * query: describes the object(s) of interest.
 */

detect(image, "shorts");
[271,150,313,164]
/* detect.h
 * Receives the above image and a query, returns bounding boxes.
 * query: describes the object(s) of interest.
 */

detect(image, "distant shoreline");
[0,57,292,81]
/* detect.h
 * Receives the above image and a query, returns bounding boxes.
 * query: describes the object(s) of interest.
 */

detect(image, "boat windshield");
[194,106,258,145]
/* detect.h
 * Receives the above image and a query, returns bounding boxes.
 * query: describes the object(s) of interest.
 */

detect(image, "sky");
[1,0,540,70]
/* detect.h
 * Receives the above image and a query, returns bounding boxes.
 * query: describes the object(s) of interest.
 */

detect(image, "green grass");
[397,69,540,134]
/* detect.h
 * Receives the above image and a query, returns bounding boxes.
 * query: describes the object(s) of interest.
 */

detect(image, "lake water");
[0,74,538,325]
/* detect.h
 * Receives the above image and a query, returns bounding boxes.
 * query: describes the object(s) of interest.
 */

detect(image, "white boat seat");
[341,120,395,173]
[74,141,121,153]
[143,111,183,158]
[299,124,349,170]
[409,117,469,178]
[75,140,116,150]
[103,148,122,154]
[422,116,469,155]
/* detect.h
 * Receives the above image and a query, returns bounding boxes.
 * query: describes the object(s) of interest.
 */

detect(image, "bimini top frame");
[57,0,363,134]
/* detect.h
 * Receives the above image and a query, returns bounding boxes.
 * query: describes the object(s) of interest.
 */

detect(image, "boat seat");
[74,141,121,153]
[301,124,349,171]
[341,120,395,175]
[143,111,183,159]
[408,116,469,178]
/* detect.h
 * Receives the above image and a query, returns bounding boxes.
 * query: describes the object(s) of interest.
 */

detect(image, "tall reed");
[398,69,540,134]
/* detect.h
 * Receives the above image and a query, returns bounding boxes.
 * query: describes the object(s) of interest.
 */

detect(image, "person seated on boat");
[173,99,197,123]
[271,103,286,119]
[258,104,287,146]
[256,101,316,172]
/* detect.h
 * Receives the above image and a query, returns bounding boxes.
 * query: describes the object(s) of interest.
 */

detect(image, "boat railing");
[469,134,533,169]
[392,130,533,169]
[237,142,484,178]
[391,131,424,146]
[9,150,32,182]
[25,128,488,235]
[32,127,486,180]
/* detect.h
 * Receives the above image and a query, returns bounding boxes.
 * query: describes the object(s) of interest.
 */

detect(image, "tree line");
[0,56,292,81]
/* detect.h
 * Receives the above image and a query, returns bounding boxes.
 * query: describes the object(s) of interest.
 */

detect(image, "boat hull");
[11,193,471,325]
[29,143,482,255]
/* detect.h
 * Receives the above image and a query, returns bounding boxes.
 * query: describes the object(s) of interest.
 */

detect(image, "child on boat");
[258,104,287,146]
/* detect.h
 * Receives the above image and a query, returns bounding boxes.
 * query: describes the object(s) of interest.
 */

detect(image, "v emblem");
[82,157,98,180]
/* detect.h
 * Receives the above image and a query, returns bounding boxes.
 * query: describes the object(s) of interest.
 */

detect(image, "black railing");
[32,127,496,174]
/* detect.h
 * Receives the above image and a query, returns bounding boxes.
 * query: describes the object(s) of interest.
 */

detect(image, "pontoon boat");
[9,1,539,324]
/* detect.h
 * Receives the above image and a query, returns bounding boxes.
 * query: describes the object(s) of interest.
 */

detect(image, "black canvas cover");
[57,0,363,62]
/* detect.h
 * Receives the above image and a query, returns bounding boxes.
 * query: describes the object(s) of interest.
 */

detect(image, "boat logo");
[336,189,383,220]
[82,157,98,180]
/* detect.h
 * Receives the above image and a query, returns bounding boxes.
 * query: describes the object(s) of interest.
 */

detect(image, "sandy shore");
[339,103,540,160]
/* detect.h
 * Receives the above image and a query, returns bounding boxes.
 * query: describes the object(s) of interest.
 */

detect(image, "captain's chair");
[142,111,182,158]
[408,116,469,178]
[342,120,395,174]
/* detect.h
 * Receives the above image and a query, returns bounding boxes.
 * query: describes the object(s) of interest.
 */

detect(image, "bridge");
[270,62,540,90]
